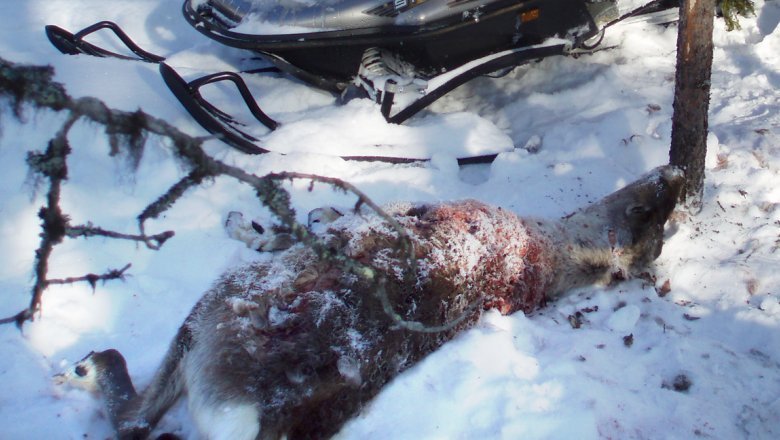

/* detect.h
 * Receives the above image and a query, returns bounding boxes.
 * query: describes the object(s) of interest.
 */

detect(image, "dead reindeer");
[57,165,683,440]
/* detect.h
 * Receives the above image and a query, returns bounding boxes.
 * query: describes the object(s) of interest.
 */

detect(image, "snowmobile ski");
[45,21,165,63]
[45,0,679,163]
[158,41,567,161]
[44,19,507,163]
[160,61,505,164]
[181,0,600,90]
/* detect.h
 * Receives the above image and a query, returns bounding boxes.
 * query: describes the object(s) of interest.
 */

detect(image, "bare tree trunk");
[669,0,716,212]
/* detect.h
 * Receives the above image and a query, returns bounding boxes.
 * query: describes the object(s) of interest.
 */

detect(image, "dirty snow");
[0,0,779,439]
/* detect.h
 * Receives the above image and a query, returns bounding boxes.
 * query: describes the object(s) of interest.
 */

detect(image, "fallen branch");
[0,58,454,333]
[45,263,133,290]
[5,113,79,328]
[67,224,175,249]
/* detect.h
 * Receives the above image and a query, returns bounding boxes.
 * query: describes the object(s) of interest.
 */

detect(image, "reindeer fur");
[58,165,683,440]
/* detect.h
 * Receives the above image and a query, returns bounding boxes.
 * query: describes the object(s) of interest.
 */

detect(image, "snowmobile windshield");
[194,0,489,33]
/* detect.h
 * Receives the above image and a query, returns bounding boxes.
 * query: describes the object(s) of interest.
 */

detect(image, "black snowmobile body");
[45,0,678,162]
[184,0,600,91]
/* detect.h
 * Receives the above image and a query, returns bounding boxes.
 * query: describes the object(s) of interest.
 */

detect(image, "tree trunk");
[669,0,716,212]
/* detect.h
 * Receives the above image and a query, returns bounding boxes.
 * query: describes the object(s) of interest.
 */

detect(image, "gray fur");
[541,165,684,296]
[59,165,683,439]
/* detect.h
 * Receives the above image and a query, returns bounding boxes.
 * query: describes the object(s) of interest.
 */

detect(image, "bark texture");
[669,0,716,211]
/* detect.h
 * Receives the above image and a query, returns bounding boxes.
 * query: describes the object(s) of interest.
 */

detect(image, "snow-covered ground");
[0,0,778,438]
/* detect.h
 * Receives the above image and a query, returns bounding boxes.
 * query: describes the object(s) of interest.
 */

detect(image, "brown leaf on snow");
[752,150,769,168]
[656,279,672,297]
[746,278,759,296]
[758,202,778,213]
[714,153,729,170]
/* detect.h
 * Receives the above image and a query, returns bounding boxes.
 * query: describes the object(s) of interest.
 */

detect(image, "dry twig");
[0,58,468,333]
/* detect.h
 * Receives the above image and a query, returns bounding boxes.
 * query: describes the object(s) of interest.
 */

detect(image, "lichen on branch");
[0,57,459,333]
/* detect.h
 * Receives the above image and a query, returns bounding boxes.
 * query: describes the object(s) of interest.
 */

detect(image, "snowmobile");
[45,0,678,163]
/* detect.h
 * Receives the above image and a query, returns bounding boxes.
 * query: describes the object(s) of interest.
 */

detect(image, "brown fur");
[61,166,683,439]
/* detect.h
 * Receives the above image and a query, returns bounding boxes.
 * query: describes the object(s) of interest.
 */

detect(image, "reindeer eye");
[74,365,88,377]
[626,204,650,217]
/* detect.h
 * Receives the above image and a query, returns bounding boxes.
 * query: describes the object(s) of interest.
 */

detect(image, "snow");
[231,15,326,35]
[0,0,779,439]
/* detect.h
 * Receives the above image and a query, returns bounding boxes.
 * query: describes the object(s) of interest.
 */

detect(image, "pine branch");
[10,113,79,328]
[138,169,212,225]
[0,57,468,333]
[46,264,132,290]
[67,224,175,249]
[0,58,211,327]
[718,0,756,31]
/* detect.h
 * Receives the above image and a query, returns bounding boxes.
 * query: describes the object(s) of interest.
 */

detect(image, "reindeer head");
[54,350,138,427]
[562,165,684,278]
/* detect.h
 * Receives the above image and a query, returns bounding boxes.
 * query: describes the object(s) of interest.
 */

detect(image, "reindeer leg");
[116,325,193,439]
